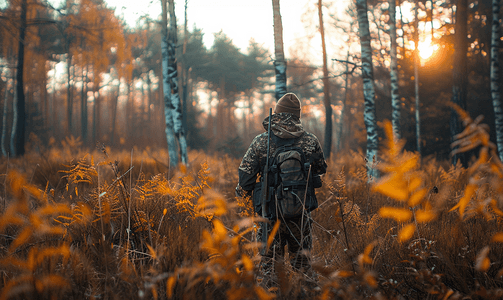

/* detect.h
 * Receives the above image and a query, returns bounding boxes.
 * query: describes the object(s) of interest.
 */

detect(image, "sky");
[0,0,353,61]
[105,0,312,55]
[0,0,313,54]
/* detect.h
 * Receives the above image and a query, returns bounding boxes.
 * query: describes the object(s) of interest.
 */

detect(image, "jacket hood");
[262,112,305,139]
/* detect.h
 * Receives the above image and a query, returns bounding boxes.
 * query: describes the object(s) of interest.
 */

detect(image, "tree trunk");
[140,76,146,133]
[158,81,164,136]
[318,0,332,159]
[26,85,32,135]
[67,51,73,137]
[52,62,57,138]
[430,0,434,37]
[43,68,49,135]
[390,0,401,139]
[92,90,96,145]
[1,77,10,157]
[110,83,119,146]
[161,0,179,167]
[336,49,350,151]
[216,79,225,145]
[81,65,88,143]
[398,0,406,57]
[414,0,421,155]
[125,80,132,139]
[147,71,153,121]
[10,76,18,156]
[450,0,468,166]
[92,81,100,145]
[168,0,188,164]
[272,0,287,101]
[356,0,378,179]
[181,0,189,135]
[13,0,27,156]
[491,0,503,161]
[182,67,189,135]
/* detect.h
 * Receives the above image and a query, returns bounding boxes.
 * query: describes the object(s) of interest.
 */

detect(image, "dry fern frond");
[168,204,271,300]
[196,190,237,220]
[439,163,467,184]
[448,104,503,218]
[372,120,433,243]
[319,241,379,297]
[60,155,97,186]
[0,172,76,299]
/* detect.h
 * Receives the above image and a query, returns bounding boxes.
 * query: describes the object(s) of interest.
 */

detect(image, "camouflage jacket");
[237,113,327,194]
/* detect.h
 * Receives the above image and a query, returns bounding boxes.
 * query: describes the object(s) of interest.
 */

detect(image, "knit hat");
[274,93,301,118]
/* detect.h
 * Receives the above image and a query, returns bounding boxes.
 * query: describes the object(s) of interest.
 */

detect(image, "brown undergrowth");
[1,108,503,299]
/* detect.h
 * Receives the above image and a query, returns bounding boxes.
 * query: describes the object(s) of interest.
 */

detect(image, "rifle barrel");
[260,108,272,255]
[261,108,272,218]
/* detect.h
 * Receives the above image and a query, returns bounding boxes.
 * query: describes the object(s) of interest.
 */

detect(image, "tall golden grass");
[1,109,503,299]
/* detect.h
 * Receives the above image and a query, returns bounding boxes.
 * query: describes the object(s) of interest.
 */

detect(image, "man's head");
[274,93,301,118]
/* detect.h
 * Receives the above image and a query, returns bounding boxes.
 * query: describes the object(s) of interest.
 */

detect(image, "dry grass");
[1,110,503,299]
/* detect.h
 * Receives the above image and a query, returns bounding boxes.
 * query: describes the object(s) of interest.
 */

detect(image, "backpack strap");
[272,133,294,147]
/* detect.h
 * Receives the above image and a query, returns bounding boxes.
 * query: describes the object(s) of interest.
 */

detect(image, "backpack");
[253,134,318,219]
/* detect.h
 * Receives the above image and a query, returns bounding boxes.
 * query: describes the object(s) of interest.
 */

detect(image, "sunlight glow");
[418,41,439,60]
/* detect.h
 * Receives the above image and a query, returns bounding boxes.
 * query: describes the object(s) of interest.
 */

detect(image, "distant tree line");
[1,0,503,165]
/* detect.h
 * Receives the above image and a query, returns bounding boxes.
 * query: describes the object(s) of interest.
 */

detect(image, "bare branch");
[291,65,359,88]
[27,18,58,26]
[332,58,359,66]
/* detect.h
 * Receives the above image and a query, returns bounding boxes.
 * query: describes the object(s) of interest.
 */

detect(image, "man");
[235,92,327,279]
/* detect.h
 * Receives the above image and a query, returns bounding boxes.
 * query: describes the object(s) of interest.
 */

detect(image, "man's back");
[236,92,328,278]
[239,112,326,184]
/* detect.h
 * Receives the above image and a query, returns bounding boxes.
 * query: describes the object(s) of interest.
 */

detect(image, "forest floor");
[0,128,503,299]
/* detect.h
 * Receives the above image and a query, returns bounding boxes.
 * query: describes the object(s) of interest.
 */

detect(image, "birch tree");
[168,0,188,165]
[272,0,287,100]
[161,0,188,167]
[389,0,401,139]
[491,0,503,161]
[161,0,177,166]
[318,0,332,159]
[356,0,378,179]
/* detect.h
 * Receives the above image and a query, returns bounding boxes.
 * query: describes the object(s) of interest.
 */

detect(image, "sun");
[418,41,439,60]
